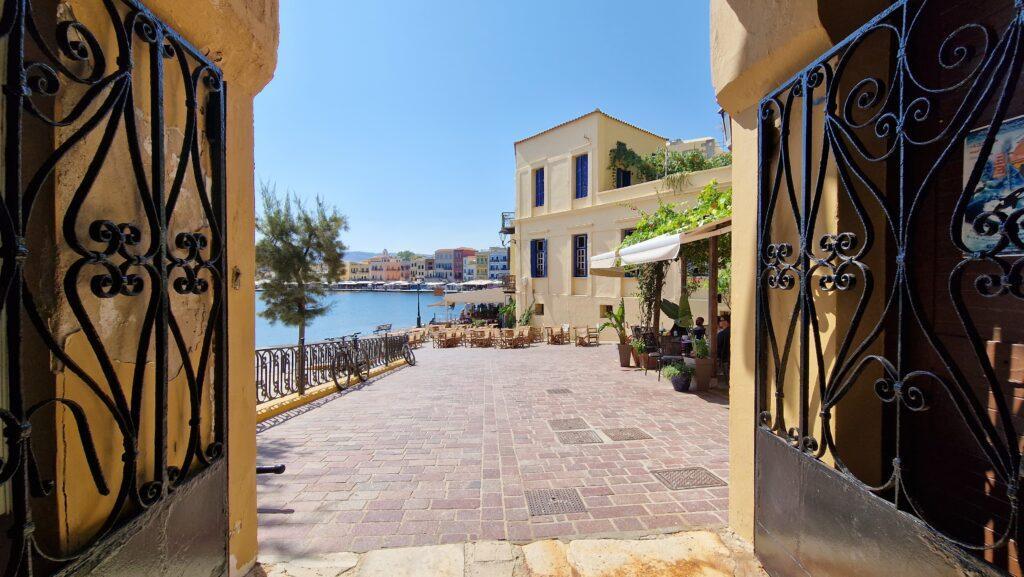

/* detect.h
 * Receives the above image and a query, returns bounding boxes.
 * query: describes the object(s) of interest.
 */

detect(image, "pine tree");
[256,183,348,393]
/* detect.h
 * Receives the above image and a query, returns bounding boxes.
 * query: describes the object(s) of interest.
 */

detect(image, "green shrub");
[630,337,647,354]
[662,362,694,379]
[693,337,710,359]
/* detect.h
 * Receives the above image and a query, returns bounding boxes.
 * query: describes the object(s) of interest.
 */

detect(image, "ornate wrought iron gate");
[756,0,1024,575]
[0,1,228,575]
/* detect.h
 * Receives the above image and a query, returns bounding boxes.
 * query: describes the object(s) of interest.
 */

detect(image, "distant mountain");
[344,251,377,262]
[344,250,432,262]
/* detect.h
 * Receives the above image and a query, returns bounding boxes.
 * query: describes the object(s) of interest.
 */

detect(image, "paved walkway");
[256,530,766,577]
[257,344,730,559]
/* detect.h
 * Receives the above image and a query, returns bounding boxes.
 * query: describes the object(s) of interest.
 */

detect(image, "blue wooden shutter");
[535,168,545,206]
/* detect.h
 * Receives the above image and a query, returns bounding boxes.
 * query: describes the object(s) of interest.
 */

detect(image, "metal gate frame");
[0,1,229,575]
[755,0,1024,574]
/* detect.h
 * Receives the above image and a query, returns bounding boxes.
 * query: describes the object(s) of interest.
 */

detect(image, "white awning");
[443,288,506,305]
[619,234,681,265]
[588,216,732,276]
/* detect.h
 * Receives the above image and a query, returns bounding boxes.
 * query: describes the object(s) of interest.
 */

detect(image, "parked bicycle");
[328,333,371,386]
[375,324,417,367]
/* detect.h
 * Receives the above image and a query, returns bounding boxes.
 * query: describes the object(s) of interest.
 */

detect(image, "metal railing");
[256,334,410,405]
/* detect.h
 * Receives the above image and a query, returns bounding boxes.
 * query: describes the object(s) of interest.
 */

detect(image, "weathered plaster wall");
[28,1,278,575]
[710,0,889,542]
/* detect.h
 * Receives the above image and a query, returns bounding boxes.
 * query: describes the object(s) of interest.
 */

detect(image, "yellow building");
[348,260,371,281]
[511,110,731,340]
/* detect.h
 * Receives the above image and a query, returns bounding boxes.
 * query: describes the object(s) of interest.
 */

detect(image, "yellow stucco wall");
[710,0,890,542]
[34,1,279,575]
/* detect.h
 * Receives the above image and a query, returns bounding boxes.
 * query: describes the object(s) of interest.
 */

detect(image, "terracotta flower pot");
[616,344,632,368]
[693,358,714,391]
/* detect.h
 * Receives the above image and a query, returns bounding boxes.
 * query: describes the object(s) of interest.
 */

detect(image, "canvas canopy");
[442,288,505,305]
[588,217,732,276]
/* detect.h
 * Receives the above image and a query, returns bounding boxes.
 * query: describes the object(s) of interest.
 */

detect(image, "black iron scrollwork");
[0,0,228,575]
[757,0,1024,563]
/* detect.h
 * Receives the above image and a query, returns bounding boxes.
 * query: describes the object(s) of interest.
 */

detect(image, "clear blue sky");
[254,1,722,255]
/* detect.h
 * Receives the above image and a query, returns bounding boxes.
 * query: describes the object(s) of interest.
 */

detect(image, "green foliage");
[608,142,731,185]
[256,182,349,332]
[597,299,630,344]
[395,250,417,261]
[499,299,517,327]
[621,182,732,248]
[692,337,710,359]
[518,299,536,326]
[660,297,693,328]
[630,337,647,354]
[662,362,694,379]
[621,182,733,316]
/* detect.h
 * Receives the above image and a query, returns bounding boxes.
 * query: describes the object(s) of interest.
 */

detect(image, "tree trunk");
[652,263,664,333]
[297,320,307,395]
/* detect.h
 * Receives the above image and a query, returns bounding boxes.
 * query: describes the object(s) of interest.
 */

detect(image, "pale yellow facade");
[511,111,731,341]
[348,261,371,281]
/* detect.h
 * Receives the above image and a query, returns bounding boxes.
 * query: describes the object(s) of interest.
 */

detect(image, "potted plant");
[692,336,713,390]
[662,362,694,392]
[598,299,632,367]
[626,338,659,371]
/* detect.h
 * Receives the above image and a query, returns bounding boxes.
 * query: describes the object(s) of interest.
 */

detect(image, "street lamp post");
[416,277,422,328]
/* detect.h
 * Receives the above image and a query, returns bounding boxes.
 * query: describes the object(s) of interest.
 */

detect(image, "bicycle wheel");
[402,343,416,366]
[331,352,349,388]
[354,348,372,382]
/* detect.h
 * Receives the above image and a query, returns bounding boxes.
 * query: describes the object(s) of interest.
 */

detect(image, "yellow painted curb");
[256,359,408,423]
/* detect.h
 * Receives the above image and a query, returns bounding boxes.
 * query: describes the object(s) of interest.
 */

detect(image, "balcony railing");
[256,334,409,405]
[502,275,516,293]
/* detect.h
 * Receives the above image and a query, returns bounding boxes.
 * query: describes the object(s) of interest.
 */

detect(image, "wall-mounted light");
[718,108,732,151]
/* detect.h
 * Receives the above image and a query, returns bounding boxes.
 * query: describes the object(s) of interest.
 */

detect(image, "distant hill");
[344,251,377,262]
[345,250,430,262]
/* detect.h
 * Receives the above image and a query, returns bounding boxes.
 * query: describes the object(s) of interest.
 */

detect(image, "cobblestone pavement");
[257,343,729,558]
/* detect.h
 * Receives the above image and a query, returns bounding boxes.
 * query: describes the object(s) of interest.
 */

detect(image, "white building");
[487,246,509,280]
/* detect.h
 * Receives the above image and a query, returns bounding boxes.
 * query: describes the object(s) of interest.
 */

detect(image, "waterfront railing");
[255,334,409,405]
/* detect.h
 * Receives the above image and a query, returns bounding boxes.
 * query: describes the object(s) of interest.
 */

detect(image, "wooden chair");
[573,326,589,347]
[496,328,516,349]
[468,328,493,348]
[514,326,531,348]
[586,326,600,346]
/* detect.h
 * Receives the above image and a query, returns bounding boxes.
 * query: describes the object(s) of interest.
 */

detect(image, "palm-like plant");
[598,299,630,345]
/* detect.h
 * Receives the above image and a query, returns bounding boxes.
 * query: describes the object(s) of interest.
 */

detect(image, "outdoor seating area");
[415,322,602,351]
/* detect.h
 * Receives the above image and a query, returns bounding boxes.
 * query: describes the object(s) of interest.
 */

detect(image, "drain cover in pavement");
[651,467,727,490]
[525,488,587,515]
[547,388,573,394]
[556,430,603,444]
[602,427,653,441]
[548,418,589,431]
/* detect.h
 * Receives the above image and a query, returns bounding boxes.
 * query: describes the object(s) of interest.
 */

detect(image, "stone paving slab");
[255,530,766,577]
[257,344,729,557]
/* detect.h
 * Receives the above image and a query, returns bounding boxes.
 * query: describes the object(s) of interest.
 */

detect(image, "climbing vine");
[608,141,732,185]
[622,182,733,328]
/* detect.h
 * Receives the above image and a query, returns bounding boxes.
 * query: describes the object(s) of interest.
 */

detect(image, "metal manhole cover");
[651,467,727,490]
[602,427,653,441]
[548,418,589,431]
[556,430,603,444]
[525,488,586,515]
[547,388,573,394]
